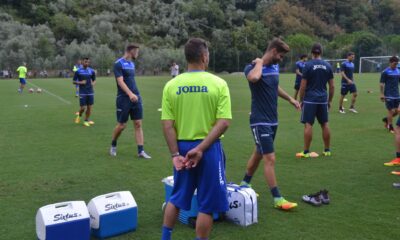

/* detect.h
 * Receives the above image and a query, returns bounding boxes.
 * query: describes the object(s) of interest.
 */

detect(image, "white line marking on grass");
[27,81,71,105]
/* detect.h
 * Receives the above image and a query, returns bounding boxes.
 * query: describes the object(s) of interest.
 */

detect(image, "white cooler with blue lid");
[35,200,90,240]
[87,191,138,238]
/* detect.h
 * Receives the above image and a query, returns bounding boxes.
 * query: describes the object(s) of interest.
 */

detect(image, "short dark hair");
[347,52,355,57]
[311,43,323,54]
[267,38,290,53]
[184,38,208,64]
[300,54,307,59]
[390,56,399,63]
[126,43,139,52]
[82,57,89,61]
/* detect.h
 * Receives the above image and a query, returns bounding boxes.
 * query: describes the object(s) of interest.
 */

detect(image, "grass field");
[0,73,399,240]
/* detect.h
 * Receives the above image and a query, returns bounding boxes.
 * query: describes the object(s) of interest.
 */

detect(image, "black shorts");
[116,96,143,123]
[341,83,357,95]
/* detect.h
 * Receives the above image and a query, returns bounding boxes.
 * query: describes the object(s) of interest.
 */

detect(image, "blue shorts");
[79,95,94,106]
[341,83,357,95]
[301,102,328,125]
[250,125,278,155]
[116,96,143,123]
[385,98,400,110]
[19,78,26,84]
[169,140,228,214]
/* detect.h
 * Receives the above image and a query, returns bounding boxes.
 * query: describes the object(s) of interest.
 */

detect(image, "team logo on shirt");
[176,86,208,95]
[313,65,327,70]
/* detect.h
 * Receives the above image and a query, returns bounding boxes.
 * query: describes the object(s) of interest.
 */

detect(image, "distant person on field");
[109,44,151,159]
[297,43,334,158]
[16,62,27,93]
[336,62,340,73]
[170,62,179,78]
[73,60,82,97]
[240,38,300,211]
[381,56,400,134]
[294,54,308,100]
[73,57,96,127]
[161,38,231,240]
[339,52,358,113]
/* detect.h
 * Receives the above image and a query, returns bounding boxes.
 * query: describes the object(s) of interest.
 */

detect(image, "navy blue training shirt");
[73,67,96,95]
[295,60,306,82]
[114,58,140,97]
[244,64,279,125]
[302,59,334,103]
[380,67,400,99]
[341,60,355,83]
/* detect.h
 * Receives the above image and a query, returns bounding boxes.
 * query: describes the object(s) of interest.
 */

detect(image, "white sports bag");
[225,183,258,227]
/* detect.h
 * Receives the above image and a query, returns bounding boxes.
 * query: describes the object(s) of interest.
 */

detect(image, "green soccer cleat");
[274,197,297,211]
[296,151,310,158]
[322,151,332,157]
[239,181,252,188]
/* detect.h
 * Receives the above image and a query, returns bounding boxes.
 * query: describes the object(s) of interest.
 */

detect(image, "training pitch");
[0,73,398,239]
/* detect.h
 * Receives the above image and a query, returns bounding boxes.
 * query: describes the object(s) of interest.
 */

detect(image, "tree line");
[1,0,400,74]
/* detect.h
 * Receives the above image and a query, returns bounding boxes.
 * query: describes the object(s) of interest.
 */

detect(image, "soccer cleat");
[384,158,400,166]
[239,181,252,188]
[74,116,80,124]
[391,171,400,176]
[382,117,388,129]
[83,121,91,127]
[88,120,95,125]
[75,111,79,116]
[389,125,395,134]
[109,146,117,157]
[320,189,330,204]
[322,151,332,157]
[274,197,297,210]
[138,151,152,159]
[302,192,322,206]
[296,151,310,158]
[393,182,400,189]
[349,108,358,113]
[339,108,345,114]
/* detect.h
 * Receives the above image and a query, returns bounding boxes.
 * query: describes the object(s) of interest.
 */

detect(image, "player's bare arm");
[380,83,385,102]
[246,58,263,83]
[162,120,185,171]
[278,86,300,110]
[299,78,307,103]
[328,78,335,108]
[341,71,353,84]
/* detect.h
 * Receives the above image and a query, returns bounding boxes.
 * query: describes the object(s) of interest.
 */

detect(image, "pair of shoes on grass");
[296,151,331,158]
[302,189,330,207]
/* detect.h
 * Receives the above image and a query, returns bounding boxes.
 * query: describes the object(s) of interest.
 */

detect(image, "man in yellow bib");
[16,62,27,93]
[161,38,232,240]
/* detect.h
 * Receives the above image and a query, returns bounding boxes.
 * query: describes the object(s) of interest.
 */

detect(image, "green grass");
[0,73,398,240]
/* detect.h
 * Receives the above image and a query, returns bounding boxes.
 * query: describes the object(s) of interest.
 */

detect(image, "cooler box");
[36,201,90,240]
[87,191,138,239]
[162,176,220,227]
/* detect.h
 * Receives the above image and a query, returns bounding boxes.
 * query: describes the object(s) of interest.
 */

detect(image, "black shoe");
[383,117,388,128]
[319,189,330,204]
[302,192,322,206]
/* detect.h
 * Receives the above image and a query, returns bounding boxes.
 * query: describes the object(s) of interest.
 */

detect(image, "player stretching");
[380,56,400,133]
[339,52,358,113]
[73,60,82,97]
[16,62,27,93]
[240,38,300,211]
[109,44,151,159]
[294,54,308,100]
[381,56,400,133]
[161,38,231,240]
[73,57,96,127]
[297,43,334,158]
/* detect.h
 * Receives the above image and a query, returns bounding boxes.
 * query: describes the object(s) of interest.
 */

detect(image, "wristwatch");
[171,152,180,158]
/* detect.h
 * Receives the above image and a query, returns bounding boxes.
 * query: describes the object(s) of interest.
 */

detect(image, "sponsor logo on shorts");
[117,109,122,112]
[260,134,270,137]
[219,161,225,186]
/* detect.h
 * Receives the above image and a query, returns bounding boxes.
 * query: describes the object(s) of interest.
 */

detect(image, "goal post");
[359,56,392,74]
